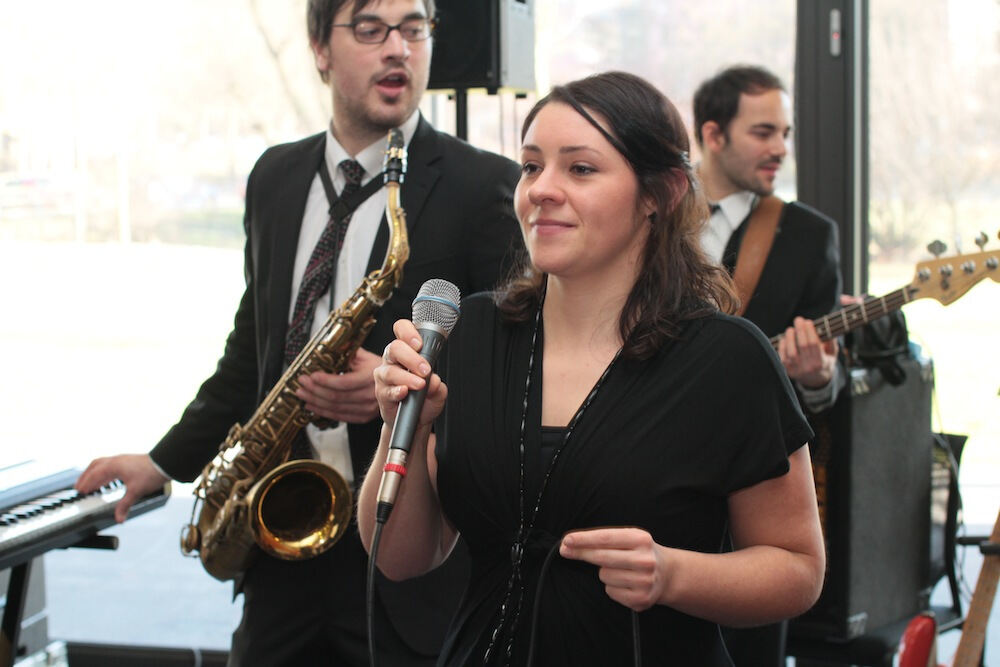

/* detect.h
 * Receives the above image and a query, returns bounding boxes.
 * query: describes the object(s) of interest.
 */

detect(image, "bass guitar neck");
[769,236,999,349]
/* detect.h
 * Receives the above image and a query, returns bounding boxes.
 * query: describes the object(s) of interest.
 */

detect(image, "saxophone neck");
[366,179,408,295]
[385,181,409,268]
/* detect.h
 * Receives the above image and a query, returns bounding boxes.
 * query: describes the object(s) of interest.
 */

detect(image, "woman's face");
[515,102,652,284]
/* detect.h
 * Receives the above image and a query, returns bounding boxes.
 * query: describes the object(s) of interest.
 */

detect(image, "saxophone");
[180,129,410,581]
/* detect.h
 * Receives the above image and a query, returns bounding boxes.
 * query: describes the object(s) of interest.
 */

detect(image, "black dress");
[434,294,813,666]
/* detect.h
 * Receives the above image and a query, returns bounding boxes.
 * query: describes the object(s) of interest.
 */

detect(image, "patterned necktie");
[284,159,365,366]
[286,159,364,459]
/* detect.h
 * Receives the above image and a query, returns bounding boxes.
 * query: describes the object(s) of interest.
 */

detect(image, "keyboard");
[0,460,170,570]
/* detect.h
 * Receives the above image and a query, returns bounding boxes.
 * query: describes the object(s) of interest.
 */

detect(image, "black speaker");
[428,0,535,92]
[790,356,934,641]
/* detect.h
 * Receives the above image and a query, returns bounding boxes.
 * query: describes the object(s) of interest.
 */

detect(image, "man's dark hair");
[307,0,437,81]
[692,65,786,147]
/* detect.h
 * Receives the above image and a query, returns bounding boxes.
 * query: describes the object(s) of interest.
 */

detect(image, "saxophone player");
[76,1,523,665]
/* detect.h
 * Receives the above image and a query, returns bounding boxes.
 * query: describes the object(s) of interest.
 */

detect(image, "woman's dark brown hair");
[498,70,737,360]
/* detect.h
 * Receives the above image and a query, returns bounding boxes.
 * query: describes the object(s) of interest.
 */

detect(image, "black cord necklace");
[482,284,623,666]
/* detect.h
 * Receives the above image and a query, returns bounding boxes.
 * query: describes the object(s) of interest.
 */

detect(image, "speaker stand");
[455,88,468,141]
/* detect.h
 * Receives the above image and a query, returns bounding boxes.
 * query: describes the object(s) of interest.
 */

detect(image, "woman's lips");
[531,219,574,236]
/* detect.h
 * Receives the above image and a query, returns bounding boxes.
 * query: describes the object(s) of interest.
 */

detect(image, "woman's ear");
[641,195,657,221]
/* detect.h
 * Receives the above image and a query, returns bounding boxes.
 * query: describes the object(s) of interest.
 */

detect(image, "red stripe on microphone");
[383,462,407,476]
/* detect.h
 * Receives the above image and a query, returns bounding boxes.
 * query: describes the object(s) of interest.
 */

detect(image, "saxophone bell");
[248,459,353,559]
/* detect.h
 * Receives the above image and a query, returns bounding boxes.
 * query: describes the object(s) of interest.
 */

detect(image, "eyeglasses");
[332,17,436,44]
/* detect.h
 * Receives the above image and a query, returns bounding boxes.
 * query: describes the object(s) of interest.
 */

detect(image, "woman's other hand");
[560,527,671,612]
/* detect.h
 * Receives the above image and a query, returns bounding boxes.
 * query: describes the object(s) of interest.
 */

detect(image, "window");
[868,0,999,527]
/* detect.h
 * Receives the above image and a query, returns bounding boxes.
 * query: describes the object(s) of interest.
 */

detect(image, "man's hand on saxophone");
[75,454,170,523]
[295,348,382,423]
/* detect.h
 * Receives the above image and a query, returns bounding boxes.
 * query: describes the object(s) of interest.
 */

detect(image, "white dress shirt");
[289,111,421,481]
[702,190,757,264]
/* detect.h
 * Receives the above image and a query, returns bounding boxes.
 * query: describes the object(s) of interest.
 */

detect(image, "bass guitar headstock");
[909,230,999,305]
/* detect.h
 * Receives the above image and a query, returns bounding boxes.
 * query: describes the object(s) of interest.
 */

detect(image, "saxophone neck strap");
[317,160,384,224]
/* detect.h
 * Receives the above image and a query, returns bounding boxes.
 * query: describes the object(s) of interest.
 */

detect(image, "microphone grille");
[411,279,461,334]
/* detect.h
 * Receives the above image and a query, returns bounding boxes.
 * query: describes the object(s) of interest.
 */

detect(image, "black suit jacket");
[722,200,841,338]
[150,115,523,656]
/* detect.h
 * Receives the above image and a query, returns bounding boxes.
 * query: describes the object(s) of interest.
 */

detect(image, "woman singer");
[358,71,825,666]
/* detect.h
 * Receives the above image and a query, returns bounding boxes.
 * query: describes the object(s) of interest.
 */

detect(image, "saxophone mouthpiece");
[383,128,407,185]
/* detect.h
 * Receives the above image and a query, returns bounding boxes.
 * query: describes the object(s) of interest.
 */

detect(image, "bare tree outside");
[0,0,328,245]
[869,0,1000,261]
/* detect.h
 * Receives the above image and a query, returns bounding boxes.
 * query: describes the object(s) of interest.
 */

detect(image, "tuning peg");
[975,232,988,250]
[927,240,947,257]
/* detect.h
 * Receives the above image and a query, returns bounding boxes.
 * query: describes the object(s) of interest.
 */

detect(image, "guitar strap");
[732,195,783,316]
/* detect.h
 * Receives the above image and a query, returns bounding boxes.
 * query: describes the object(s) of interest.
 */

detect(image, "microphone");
[376,279,461,522]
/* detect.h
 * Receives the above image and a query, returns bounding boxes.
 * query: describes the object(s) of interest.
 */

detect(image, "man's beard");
[339,89,420,138]
[730,160,780,197]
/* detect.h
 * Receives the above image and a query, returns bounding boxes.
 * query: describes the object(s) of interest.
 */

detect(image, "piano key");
[0,484,128,550]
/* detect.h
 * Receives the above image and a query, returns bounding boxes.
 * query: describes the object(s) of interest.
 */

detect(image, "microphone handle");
[376,325,446,518]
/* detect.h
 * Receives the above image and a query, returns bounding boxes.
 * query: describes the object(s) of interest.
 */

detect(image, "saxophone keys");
[180,523,200,555]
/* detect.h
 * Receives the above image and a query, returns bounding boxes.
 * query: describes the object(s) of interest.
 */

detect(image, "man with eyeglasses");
[75,0,522,665]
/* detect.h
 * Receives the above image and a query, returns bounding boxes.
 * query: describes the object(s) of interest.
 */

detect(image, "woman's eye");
[570,164,596,175]
[521,163,540,175]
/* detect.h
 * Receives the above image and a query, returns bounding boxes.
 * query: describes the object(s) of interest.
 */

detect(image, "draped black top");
[434,293,812,666]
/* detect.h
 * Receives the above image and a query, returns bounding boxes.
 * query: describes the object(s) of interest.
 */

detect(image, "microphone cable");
[367,520,385,667]
[524,540,642,667]
[631,608,642,667]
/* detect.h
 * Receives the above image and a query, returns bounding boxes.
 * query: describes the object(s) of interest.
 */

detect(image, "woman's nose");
[526,170,564,206]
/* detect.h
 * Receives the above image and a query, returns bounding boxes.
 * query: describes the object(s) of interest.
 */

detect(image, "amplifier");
[790,355,934,640]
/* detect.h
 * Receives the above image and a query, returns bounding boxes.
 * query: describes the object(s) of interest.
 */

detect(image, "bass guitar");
[897,507,1000,667]
[769,232,999,349]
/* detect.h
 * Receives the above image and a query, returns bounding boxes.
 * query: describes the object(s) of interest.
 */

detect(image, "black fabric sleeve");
[702,317,814,494]
[433,294,495,461]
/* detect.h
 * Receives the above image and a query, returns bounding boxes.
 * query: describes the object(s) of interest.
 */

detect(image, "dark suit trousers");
[227,530,435,667]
